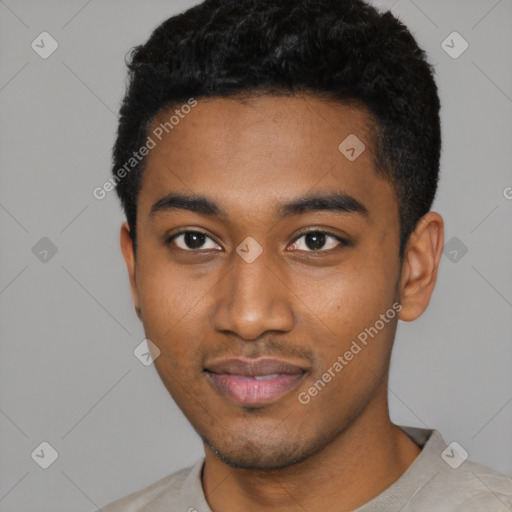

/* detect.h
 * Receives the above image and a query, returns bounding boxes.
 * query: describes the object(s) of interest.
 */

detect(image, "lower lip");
[206,372,305,406]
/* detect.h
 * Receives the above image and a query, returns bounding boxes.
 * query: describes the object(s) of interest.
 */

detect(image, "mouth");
[204,358,308,406]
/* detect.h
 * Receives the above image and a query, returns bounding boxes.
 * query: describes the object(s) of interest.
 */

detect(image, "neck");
[202,387,421,512]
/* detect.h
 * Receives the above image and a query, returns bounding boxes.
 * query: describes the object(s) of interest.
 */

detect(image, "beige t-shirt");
[97,426,512,511]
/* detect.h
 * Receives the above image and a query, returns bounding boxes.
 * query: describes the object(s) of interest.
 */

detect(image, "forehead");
[138,94,396,223]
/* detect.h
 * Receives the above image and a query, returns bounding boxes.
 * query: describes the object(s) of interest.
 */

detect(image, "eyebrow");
[279,192,368,218]
[150,191,369,220]
[151,193,221,217]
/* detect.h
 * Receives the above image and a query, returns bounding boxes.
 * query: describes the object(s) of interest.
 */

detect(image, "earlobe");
[120,222,143,321]
[398,212,444,322]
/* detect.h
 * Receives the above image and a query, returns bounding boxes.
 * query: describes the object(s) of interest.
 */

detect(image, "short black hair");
[113,0,441,259]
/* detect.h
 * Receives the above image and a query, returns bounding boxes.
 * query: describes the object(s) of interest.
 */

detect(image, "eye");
[167,230,222,251]
[288,230,346,252]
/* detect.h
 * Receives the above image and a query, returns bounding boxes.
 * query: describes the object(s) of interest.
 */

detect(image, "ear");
[120,222,143,321]
[397,212,444,322]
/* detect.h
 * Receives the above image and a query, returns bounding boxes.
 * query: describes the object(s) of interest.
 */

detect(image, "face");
[122,95,407,469]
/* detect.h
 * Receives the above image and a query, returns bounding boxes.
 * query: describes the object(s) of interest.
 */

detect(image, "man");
[99,0,512,510]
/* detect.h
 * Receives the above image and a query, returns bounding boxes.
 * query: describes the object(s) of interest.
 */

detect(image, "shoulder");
[394,426,512,512]
[435,457,512,511]
[96,462,200,512]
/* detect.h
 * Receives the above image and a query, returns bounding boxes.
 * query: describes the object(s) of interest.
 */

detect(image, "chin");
[201,433,317,470]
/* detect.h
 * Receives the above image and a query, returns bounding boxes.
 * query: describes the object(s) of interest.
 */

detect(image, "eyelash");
[166,229,348,254]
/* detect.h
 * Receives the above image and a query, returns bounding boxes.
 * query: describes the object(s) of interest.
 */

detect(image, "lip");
[204,358,308,406]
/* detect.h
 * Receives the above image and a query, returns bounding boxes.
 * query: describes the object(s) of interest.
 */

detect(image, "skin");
[120,94,444,512]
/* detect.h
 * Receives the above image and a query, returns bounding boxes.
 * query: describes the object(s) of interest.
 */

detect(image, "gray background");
[0,0,511,510]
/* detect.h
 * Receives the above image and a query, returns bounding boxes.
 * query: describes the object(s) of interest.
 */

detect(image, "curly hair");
[112,0,441,259]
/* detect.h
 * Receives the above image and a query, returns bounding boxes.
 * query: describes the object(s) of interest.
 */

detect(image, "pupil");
[185,232,205,249]
[305,231,326,250]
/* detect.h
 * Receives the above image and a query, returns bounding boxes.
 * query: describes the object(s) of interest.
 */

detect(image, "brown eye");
[168,231,221,251]
[288,231,346,252]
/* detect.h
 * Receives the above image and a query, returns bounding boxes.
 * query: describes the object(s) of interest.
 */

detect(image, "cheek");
[295,268,398,417]
[138,271,177,330]
[288,254,398,331]
[287,254,400,391]
[135,253,209,354]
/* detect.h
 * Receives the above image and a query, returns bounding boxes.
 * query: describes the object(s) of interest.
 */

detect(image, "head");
[116,0,444,470]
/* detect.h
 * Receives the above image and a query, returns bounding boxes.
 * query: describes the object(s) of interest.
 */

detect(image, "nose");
[211,250,295,340]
